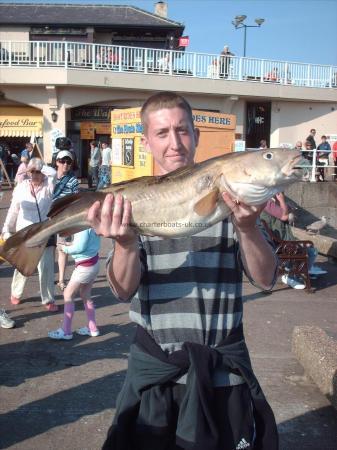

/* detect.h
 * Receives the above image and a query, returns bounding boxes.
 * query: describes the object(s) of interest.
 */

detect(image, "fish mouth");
[283,154,310,179]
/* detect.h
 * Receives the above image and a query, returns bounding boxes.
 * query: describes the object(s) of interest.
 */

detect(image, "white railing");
[1,40,337,89]
[302,149,336,182]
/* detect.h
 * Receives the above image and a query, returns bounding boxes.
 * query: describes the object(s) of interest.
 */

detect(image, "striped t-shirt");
[53,173,79,201]
[130,219,246,386]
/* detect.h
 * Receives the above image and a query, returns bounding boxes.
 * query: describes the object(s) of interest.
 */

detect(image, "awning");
[0,107,43,138]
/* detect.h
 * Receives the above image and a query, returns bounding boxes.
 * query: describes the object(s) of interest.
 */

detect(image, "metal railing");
[302,149,336,182]
[1,40,337,88]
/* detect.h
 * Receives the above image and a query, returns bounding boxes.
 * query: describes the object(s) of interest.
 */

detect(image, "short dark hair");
[310,128,316,133]
[321,135,327,139]
[90,141,97,146]
[140,91,194,135]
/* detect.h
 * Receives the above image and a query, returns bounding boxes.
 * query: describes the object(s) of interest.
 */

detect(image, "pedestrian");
[294,140,303,150]
[316,135,331,181]
[261,192,326,289]
[88,91,278,450]
[53,150,79,291]
[306,128,317,150]
[97,142,112,189]
[88,140,100,189]
[264,67,279,82]
[14,155,29,184]
[332,140,337,179]
[1,158,58,311]
[48,228,101,340]
[259,139,268,149]
[20,142,34,160]
[302,140,314,165]
[219,44,234,78]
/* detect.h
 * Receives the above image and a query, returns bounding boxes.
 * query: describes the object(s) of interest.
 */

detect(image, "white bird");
[288,211,296,227]
[306,216,328,234]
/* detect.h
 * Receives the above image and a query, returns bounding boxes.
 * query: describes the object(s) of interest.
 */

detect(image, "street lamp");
[232,15,265,57]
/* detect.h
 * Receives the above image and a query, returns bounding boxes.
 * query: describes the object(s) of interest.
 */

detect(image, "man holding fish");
[1,91,307,449]
[88,92,281,450]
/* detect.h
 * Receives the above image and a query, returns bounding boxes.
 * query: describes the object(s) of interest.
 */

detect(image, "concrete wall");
[0,26,29,41]
[270,101,337,147]
[1,68,337,161]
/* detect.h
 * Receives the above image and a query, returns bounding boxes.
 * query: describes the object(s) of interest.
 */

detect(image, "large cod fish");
[0,149,307,276]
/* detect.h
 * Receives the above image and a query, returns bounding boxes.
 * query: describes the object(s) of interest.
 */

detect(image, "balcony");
[0,40,336,90]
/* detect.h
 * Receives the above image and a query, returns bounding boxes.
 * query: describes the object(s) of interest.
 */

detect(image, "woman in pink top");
[14,155,29,184]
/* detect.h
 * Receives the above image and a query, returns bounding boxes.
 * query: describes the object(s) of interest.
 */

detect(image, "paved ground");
[0,186,337,450]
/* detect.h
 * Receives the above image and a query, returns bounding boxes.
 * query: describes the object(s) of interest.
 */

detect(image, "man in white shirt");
[97,141,112,189]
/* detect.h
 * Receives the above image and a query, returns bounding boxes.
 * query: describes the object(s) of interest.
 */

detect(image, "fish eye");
[263,152,273,160]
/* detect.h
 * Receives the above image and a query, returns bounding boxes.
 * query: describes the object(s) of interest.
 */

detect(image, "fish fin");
[48,191,106,218]
[59,226,89,237]
[0,224,47,276]
[193,188,219,216]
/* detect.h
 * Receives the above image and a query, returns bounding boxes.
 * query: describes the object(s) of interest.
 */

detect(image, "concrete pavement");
[0,186,337,450]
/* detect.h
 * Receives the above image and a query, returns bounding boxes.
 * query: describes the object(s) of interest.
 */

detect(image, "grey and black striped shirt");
[130,219,246,386]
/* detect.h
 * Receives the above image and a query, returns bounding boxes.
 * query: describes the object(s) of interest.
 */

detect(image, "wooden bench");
[261,219,315,292]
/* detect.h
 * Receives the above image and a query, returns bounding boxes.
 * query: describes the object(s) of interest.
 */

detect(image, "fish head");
[219,148,309,205]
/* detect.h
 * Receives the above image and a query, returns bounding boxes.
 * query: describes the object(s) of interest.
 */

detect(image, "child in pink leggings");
[48,228,101,340]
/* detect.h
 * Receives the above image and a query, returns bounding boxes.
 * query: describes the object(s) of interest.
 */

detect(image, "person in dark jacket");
[316,135,331,181]
[306,128,317,150]
[88,91,278,450]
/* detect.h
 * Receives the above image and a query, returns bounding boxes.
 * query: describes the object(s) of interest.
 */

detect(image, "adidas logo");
[236,437,250,449]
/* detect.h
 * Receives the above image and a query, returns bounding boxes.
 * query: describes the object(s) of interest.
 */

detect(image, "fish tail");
[0,222,48,276]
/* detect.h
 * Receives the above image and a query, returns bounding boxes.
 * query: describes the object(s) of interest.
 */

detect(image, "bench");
[261,219,315,292]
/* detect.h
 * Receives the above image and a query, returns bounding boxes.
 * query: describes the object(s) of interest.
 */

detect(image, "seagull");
[306,216,329,234]
[288,212,296,227]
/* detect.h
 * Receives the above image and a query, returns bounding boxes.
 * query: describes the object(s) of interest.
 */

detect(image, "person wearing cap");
[1,158,58,311]
[220,45,234,78]
[53,150,79,291]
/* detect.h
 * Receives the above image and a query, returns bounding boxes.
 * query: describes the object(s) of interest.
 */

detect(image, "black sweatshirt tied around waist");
[102,325,278,450]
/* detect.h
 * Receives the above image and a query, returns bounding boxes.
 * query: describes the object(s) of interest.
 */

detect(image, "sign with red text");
[178,36,190,47]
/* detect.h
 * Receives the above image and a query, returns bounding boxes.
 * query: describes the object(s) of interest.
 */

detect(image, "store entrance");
[80,134,110,180]
[245,102,271,149]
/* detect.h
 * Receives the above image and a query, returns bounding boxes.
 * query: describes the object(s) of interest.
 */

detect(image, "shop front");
[0,106,43,179]
[68,105,113,178]
[110,107,236,183]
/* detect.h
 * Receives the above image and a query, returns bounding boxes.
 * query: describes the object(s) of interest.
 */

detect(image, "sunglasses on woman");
[57,158,72,165]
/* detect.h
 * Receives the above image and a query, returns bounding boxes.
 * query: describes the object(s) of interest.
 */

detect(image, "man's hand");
[222,192,266,233]
[87,193,137,246]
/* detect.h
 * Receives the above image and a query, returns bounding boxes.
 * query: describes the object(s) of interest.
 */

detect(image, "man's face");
[26,144,33,152]
[142,107,199,175]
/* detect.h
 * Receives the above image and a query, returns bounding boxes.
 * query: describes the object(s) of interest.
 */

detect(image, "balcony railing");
[1,40,337,89]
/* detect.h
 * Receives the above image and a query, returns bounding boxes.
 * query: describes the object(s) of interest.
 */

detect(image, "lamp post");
[232,15,265,57]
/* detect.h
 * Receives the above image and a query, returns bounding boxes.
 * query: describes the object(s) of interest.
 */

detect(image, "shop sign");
[192,110,236,130]
[80,122,95,139]
[179,36,190,47]
[71,106,111,121]
[0,107,43,137]
[95,123,111,135]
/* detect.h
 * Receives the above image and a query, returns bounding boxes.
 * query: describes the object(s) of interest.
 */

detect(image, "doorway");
[245,102,271,149]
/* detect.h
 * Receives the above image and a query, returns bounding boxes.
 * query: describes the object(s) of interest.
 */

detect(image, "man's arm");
[222,192,277,291]
[87,194,141,301]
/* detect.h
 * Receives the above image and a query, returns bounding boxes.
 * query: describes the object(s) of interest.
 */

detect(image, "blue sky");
[2,0,337,65]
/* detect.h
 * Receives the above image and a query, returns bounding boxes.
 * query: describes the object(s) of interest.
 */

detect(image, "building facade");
[0,2,336,178]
